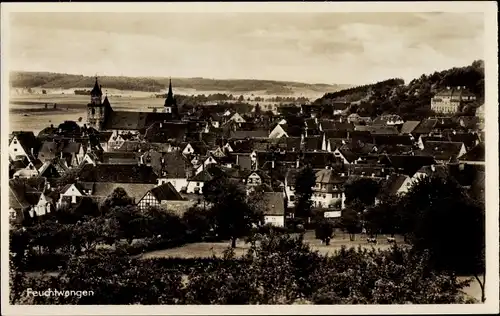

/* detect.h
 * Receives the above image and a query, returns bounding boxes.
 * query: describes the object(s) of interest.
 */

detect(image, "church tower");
[87,77,110,130]
[164,78,178,117]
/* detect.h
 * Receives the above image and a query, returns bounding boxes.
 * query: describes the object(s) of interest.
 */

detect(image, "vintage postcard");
[1,1,498,315]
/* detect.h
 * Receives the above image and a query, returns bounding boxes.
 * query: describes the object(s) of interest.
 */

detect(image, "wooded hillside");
[314,60,485,119]
[10,71,349,95]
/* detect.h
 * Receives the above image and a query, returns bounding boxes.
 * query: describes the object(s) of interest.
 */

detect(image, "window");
[14,148,17,152]
[91,108,95,115]
[197,182,201,187]
[290,195,295,201]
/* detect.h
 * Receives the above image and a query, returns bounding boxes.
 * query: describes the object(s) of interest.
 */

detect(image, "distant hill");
[314,60,485,119]
[10,71,350,95]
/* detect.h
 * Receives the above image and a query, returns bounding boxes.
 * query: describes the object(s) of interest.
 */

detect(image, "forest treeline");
[10,71,347,94]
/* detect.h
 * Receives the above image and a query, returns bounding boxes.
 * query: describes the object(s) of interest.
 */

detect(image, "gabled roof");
[262,192,285,216]
[457,116,479,129]
[458,142,485,162]
[184,141,210,156]
[78,164,158,183]
[379,154,436,176]
[327,138,345,150]
[372,135,413,146]
[434,87,475,97]
[236,154,252,171]
[229,130,268,140]
[305,118,319,130]
[103,111,147,130]
[303,136,322,151]
[400,121,421,135]
[9,178,45,210]
[92,182,156,202]
[372,114,403,126]
[144,121,188,143]
[413,118,438,134]
[227,139,254,153]
[419,141,465,161]
[380,174,410,196]
[38,159,69,178]
[320,120,354,132]
[149,182,184,201]
[375,144,413,155]
[279,124,303,137]
[303,152,341,169]
[189,168,215,182]
[414,165,449,178]
[353,125,399,135]
[10,131,39,156]
[101,151,138,164]
[347,164,391,178]
[315,168,344,184]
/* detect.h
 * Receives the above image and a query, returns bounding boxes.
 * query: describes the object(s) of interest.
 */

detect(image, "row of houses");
[8,80,486,227]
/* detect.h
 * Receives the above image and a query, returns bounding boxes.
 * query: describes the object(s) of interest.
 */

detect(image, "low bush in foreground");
[11,233,475,305]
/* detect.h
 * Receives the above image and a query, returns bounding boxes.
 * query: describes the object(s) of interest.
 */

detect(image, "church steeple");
[90,76,103,106]
[91,76,103,97]
[164,78,178,117]
[165,78,175,108]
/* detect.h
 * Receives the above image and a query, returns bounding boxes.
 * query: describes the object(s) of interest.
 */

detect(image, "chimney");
[431,165,435,172]
[296,159,300,168]
[386,174,390,180]
[447,86,451,90]
[457,86,461,90]
[271,160,275,169]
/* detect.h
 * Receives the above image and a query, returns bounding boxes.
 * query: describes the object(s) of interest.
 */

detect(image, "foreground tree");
[294,165,316,219]
[343,177,380,207]
[315,219,334,245]
[203,176,262,248]
[398,174,486,302]
[341,208,361,241]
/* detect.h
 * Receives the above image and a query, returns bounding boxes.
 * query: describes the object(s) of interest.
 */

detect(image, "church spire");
[91,76,103,97]
[165,77,175,108]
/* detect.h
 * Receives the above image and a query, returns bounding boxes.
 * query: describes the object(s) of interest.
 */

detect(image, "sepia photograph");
[1,2,498,315]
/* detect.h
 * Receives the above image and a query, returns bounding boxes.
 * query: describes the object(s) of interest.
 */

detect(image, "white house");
[186,169,213,194]
[29,193,52,218]
[9,135,33,162]
[194,156,218,175]
[269,124,288,139]
[228,112,246,124]
[262,192,286,227]
[285,168,345,209]
[57,183,87,208]
[137,182,185,211]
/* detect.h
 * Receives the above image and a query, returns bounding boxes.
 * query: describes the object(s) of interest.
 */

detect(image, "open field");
[8,93,166,133]
[139,231,408,260]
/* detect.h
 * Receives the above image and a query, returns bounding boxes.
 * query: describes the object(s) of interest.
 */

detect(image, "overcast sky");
[9,12,484,85]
